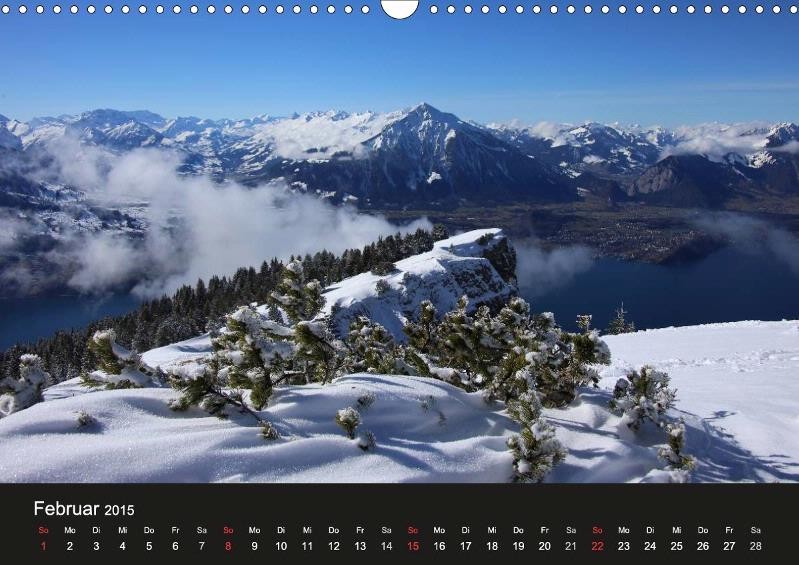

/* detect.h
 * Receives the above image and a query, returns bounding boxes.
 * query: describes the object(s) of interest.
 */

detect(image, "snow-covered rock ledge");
[322,228,516,339]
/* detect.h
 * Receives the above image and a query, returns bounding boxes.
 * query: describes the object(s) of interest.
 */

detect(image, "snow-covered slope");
[595,320,799,483]
[2,319,797,483]
[2,374,514,482]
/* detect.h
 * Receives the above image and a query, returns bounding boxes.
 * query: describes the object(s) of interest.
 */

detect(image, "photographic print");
[1,4,798,487]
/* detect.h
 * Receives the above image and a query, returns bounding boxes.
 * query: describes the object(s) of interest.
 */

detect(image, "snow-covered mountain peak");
[765,122,799,148]
[407,102,456,121]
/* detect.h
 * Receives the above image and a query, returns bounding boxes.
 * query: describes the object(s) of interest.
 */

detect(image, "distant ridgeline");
[0,225,457,383]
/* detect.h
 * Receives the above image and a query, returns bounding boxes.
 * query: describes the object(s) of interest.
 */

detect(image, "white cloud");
[662,123,771,162]
[6,145,431,297]
[692,212,799,275]
[514,241,594,297]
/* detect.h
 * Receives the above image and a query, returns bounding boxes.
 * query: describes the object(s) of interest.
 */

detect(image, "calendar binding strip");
[2,4,799,16]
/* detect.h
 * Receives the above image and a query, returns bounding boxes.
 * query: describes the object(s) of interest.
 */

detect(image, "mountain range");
[3,104,799,209]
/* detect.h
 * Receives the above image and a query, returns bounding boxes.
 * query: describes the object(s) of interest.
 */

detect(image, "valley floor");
[380,195,799,264]
[0,320,797,483]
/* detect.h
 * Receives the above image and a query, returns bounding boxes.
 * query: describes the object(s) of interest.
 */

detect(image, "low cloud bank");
[514,241,594,297]
[1,143,430,297]
[692,212,799,275]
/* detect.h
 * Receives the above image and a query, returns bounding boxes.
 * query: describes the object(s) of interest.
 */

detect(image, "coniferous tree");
[506,391,565,482]
[400,295,611,481]
[609,365,676,430]
[658,419,695,471]
[335,407,361,439]
[346,317,402,374]
[81,330,155,389]
[404,300,439,354]
[606,303,636,335]
[208,304,295,408]
[432,223,450,241]
[270,260,325,324]
[0,354,48,417]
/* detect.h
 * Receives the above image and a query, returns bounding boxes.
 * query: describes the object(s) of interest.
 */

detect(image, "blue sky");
[1,7,797,126]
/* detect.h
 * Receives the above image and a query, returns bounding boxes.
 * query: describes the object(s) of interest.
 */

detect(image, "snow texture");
[1,320,797,483]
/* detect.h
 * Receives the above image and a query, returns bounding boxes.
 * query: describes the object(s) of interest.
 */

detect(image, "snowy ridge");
[3,107,796,177]
[322,228,516,339]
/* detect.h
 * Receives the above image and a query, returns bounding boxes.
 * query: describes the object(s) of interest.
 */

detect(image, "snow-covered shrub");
[371,261,396,276]
[356,430,376,451]
[270,259,325,324]
[76,410,95,428]
[405,296,611,408]
[209,304,295,408]
[0,354,49,417]
[659,420,695,471]
[374,278,391,295]
[506,392,566,482]
[170,263,351,417]
[477,232,495,246]
[404,300,439,354]
[169,365,273,431]
[260,420,280,440]
[347,317,402,375]
[402,295,609,481]
[609,365,676,431]
[335,407,361,439]
[294,320,347,384]
[356,391,376,409]
[81,330,155,390]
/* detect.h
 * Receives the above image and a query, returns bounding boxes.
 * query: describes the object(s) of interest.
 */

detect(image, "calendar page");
[0,3,797,563]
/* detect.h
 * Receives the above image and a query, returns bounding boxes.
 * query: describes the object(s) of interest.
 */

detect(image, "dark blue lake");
[0,293,141,350]
[524,246,799,333]
[1,245,799,351]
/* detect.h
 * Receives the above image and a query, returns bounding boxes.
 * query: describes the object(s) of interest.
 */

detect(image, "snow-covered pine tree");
[431,223,450,241]
[403,295,612,406]
[0,354,49,417]
[606,303,636,335]
[506,391,566,482]
[400,295,612,481]
[658,419,695,471]
[81,330,155,389]
[269,260,325,324]
[267,260,348,384]
[76,410,95,428]
[169,363,276,433]
[335,406,361,439]
[294,319,347,384]
[609,365,676,431]
[371,261,396,276]
[346,316,401,374]
[374,278,391,295]
[404,300,439,354]
[208,304,296,408]
[171,267,348,418]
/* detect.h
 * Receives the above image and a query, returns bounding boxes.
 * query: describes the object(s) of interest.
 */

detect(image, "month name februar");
[34,501,100,517]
